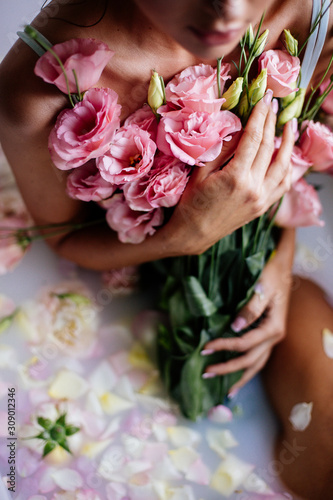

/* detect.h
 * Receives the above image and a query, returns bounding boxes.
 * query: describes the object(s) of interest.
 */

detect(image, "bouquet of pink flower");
[16,18,333,419]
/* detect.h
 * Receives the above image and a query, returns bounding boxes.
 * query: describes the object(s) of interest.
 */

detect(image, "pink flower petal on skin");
[289,402,313,431]
[207,404,233,423]
[185,457,211,485]
[322,328,333,358]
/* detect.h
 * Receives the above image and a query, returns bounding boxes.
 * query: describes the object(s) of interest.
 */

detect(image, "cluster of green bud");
[148,71,165,113]
[277,88,306,126]
[222,77,244,110]
[239,69,268,117]
[284,29,298,57]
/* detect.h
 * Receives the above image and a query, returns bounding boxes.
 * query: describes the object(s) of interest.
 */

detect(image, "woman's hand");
[163,96,296,257]
[201,229,296,395]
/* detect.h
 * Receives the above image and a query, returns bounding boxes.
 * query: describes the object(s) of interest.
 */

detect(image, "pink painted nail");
[228,388,240,399]
[201,349,215,356]
[271,98,278,114]
[291,117,298,134]
[231,316,247,333]
[263,89,273,105]
[202,372,216,379]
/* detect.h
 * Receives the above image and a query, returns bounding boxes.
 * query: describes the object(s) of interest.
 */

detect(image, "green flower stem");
[241,13,265,84]
[217,57,223,99]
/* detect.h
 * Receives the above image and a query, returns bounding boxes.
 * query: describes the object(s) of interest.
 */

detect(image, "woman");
[0,1,332,497]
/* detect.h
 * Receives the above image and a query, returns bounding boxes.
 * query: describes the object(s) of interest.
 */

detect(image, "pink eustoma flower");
[165,63,230,113]
[105,194,164,243]
[49,87,121,170]
[157,107,241,166]
[299,120,333,172]
[34,38,114,94]
[123,153,190,211]
[97,125,157,184]
[275,178,324,228]
[259,49,300,97]
[274,137,312,183]
[124,104,158,141]
[66,160,116,201]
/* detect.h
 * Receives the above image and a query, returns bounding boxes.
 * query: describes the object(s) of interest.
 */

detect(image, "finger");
[265,118,295,187]
[230,283,269,333]
[204,340,272,376]
[203,324,274,354]
[227,349,271,393]
[250,107,276,179]
[231,98,270,170]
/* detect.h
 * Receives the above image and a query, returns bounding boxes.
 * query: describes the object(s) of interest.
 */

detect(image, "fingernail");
[231,316,247,333]
[201,349,215,356]
[271,98,278,114]
[202,372,216,379]
[228,388,240,399]
[291,117,298,134]
[263,89,273,105]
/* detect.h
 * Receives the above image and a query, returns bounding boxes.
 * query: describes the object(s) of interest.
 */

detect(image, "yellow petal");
[99,392,134,415]
[168,446,199,473]
[128,342,155,371]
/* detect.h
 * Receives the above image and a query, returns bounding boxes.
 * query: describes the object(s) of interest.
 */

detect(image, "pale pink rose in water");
[66,160,116,201]
[105,194,164,243]
[102,266,140,296]
[274,137,312,183]
[157,107,241,166]
[124,104,158,141]
[299,120,333,172]
[320,79,333,115]
[34,38,114,94]
[49,87,121,170]
[274,178,324,228]
[123,153,190,211]
[165,63,230,113]
[259,49,300,97]
[97,125,157,184]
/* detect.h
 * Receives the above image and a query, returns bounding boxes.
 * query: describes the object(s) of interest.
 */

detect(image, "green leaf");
[169,289,192,328]
[245,251,265,275]
[58,439,72,454]
[37,417,53,430]
[183,276,217,317]
[42,441,57,458]
[65,425,80,436]
[173,327,196,355]
[55,413,67,427]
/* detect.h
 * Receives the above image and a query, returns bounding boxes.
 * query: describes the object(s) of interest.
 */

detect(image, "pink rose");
[274,137,312,183]
[49,87,121,170]
[34,38,114,94]
[274,178,324,228]
[96,125,157,184]
[165,63,230,113]
[123,153,190,211]
[124,104,158,141]
[157,107,241,166]
[299,120,333,172]
[320,79,333,115]
[105,194,164,243]
[66,160,116,201]
[259,50,300,97]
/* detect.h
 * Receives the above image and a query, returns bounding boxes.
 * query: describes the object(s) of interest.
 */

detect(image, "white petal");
[167,426,201,447]
[114,375,136,401]
[81,439,113,459]
[85,390,104,416]
[48,370,89,399]
[322,328,333,358]
[88,361,117,395]
[242,472,274,493]
[106,482,127,500]
[185,458,211,485]
[122,435,145,459]
[98,446,127,480]
[207,404,233,423]
[99,392,134,415]
[0,345,17,368]
[51,468,83,491]
[123,460,152,478]
[210,454,254,496]
[206,429,238,458]
[168,446,199,473]
[151,456,182,481]
[289,402,313,431]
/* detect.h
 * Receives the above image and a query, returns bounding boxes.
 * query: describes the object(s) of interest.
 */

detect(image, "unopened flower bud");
[249,68,268,105]
[221,77,244,110]
[281,81,298,107]
[284,29,298,57]
[148,71,165,113]
[245,24,254,48]
[253,29,269,57]
[277,88,306,126]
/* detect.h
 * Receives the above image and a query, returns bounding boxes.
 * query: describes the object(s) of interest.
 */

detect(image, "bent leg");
[263,277,333,500]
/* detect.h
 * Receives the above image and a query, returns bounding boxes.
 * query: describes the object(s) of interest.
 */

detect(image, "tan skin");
[0,4,332,495]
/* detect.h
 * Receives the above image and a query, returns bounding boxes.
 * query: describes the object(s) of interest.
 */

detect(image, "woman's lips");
[190,26,243,46]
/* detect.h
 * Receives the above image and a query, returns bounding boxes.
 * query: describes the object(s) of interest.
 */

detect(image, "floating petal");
[322,328,333,358]
[51,468,83,491]
[207,405,233,423]
[48,370,89,399]
[206,429,238,458]
[99,392,134,415]
[167,426,201,447]
[289,402,313,431]
[185,458,211,485]
[168,446,199,473]
[210,454,254,496]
